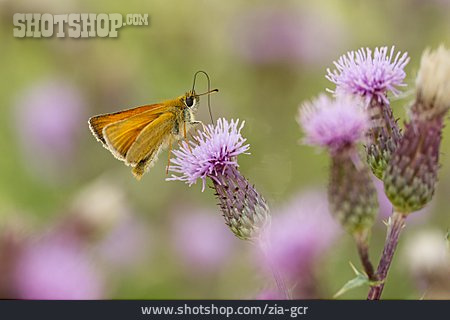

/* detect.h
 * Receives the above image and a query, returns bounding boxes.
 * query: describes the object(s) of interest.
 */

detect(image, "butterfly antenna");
[192,70,215,125]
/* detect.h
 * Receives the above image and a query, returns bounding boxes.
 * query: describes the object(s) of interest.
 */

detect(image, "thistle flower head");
[413,45,450,120]
[326,46,409,103]
[168,118,249,191]
[298,94,370,153]
[168,118,268,241]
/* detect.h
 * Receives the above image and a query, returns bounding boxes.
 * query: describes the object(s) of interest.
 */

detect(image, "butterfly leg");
[166,136,172,175]
[191,120,206,131]
[184,122,192,152]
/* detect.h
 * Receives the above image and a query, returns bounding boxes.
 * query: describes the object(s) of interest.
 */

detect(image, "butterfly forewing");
[102,112,160,160]
[88,104,165,144]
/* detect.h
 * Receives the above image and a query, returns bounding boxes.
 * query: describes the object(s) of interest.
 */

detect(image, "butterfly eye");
[185,96,195,107]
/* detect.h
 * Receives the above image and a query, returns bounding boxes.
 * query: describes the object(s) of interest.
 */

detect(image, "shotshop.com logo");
[13,13,149,38]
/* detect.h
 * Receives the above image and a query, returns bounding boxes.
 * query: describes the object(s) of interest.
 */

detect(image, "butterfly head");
[183,90,199,109]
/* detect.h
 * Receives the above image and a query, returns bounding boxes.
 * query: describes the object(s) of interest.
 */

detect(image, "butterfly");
[88,71,218,180]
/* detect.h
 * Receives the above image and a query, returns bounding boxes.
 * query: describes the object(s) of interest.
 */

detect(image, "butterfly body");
[89,91,199,180]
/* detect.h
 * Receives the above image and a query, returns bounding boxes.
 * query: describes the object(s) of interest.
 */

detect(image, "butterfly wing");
[88,104,165,144]
[125,112,177,179]
[101,105,172,160]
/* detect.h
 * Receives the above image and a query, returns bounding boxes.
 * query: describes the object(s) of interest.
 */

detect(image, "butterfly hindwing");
[126,112,177,179]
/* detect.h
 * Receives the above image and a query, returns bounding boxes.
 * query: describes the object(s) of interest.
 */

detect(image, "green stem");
[367,211,406,300]
[354,231,376,281]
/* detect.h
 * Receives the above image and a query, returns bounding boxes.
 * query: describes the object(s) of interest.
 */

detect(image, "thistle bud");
[213,166,269,240]
[384,46,450,214]
[168,118,270,240]
[412,46,450,121]
[328,151,378,233]
[365,98,402,179]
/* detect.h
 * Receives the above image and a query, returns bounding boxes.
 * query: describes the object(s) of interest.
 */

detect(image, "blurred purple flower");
[168,118,249,190]
[12,236,103,300]
[171,208,235,272]
[261,190,340,280]
[298,94,369,153]
[14,80,85,175]
[326,46,409,104]
[232,7,348,66]
[96,215,151,269]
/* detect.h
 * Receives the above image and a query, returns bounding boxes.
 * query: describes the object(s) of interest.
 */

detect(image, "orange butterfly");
[88,72,218,180]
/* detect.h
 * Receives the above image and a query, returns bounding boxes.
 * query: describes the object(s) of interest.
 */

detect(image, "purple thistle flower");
[298,94,370,154]
[14,80,86,180]
[326,46,409,179]
[171,207,235,272]
[231,7,349,66]
[12,236,103,300]
[96,215,151,270]
[168,118,269,240]
[299,91,379,280]
[326,46,409,104]
[168,118,249,191]
[259,191,340,280]
[299,94,378,237]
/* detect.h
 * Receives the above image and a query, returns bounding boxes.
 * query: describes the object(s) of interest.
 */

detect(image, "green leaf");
[333,262,371,298]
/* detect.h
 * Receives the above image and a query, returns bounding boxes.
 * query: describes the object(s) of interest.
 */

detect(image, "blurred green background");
[0,0,449,299]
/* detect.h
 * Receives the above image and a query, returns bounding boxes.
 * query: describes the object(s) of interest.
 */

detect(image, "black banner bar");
[0,300,448,320]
